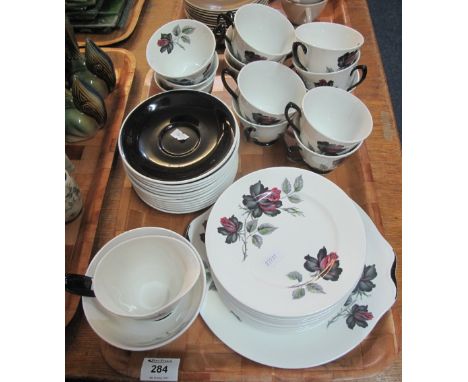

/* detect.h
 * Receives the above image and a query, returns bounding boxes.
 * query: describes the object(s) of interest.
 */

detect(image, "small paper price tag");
[170,129,190,141]
[140,358,180,381]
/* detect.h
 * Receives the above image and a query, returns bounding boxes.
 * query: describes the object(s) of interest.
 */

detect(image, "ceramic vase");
[65,78,107,142]
[65,18,116,98]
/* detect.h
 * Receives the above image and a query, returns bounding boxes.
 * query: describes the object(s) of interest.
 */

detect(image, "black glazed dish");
[119,90,237,181]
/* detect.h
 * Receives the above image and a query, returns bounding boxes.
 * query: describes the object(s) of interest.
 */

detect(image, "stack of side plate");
[118,90,240,214]
[184,0,270,29]
[205,167,367,332]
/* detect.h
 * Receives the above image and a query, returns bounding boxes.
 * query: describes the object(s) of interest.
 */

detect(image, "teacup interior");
[239,61,305,114]
[303,87,372,142]
[93,235,200,318]
[157,53,218,89]
[147,20,215,78]
[236,4,294,55]
[296,22,364,51]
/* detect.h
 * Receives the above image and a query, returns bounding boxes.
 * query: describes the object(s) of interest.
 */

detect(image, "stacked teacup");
[218,4,295,65]
[292,22,367,93]
[283,22,372,173]
[218,3,295,77]
[146,19,218,93]
[218,4,306,145]
[284,86,373,173]
[222,60,306,146]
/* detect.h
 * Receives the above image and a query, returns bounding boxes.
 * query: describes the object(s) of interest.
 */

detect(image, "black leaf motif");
[353,264,377,294]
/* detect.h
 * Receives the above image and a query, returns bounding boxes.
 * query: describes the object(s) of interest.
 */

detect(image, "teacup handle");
[391,252,398,293]
[212,23,227,43]
[221,68,239,100]
[65,273,95,297]
[347,64,367,92]
[216,12,235,44]
[284,128,303,163]
[244,127,256,142]
[284,102,302,135]
[286,144,303,163]
[292,42,308,71]
[217,11,235,28]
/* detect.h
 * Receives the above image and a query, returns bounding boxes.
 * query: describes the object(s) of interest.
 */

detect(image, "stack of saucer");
[205,167,367,332]
[184,0,269,29]
[118,90,240,214]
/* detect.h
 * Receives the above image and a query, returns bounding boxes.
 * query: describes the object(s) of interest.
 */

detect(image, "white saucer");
[187,203,397,368]
[82,227,207,351]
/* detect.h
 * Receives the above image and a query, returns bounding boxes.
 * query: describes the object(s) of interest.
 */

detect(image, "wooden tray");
[75,0,146,47]
[95,2,399,378]
[65,48,136,326]
[98,72,398,382]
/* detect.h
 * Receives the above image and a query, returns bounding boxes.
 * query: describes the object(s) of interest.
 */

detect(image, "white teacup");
[146,19,216,85]
[281,0,328,25]
[292,22,364,73]
[224,27,246,70]
[285,86,373,155]
[66,235,201,320]
[154,53,218,94]
[232,99,288,145]
[293,51,367,91]
[222,60,306,125]
[285,127,363,173]
[218,4,295,63]
[224,52,240,78]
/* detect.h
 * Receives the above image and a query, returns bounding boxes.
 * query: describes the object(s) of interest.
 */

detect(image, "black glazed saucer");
[119,90,236,181]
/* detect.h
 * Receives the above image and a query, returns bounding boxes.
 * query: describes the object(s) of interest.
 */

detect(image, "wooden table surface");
[65,0,402,380]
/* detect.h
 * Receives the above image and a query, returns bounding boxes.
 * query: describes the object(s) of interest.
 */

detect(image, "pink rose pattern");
[157,24,195,54]
[327,264,377,329]
[287,246,343,300]
[217,176,305,261]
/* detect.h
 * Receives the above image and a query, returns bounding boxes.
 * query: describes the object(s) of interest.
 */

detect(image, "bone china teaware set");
[65,2,395,370]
